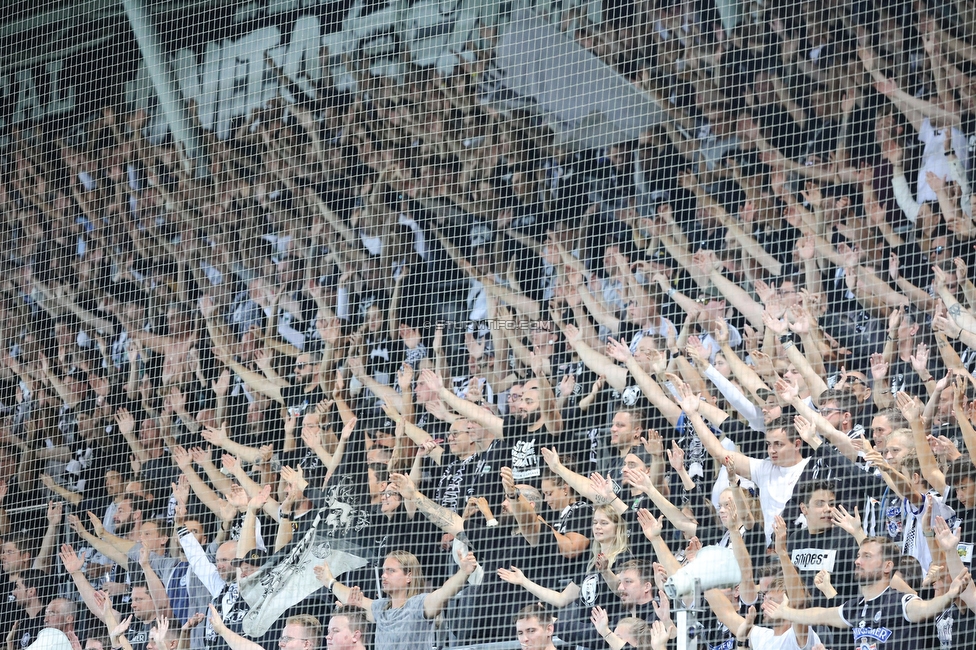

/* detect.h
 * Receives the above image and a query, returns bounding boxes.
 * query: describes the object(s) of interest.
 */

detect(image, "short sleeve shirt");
[749,457,810,543]
[371,594,434,650]
[838,588,923,650]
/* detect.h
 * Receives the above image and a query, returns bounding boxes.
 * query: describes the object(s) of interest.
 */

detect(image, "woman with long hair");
[314,549,476,650]
[497,505,634,648]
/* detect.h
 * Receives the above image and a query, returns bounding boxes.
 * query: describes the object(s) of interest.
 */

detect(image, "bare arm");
[424,554,479,618]
[389,473,464,537]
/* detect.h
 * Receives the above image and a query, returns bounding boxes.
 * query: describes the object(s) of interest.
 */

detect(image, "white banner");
[494,10,663,149]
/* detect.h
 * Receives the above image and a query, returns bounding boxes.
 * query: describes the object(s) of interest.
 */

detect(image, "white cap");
[27,628,73,650]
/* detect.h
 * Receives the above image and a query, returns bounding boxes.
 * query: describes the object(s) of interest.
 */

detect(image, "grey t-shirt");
[371,594,434,650]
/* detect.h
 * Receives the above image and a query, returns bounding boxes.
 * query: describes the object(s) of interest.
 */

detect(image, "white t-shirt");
[918,119,970,202]
[749,457,811,543]
[749,625,820,650]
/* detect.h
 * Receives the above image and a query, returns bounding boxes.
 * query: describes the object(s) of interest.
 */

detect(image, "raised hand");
[641,429,664,457]
[171,445,193,470]
[667,442,686,473]
[590,606,611,637]
[86,509,105,536]
[213,369,231,397]
[869,353,889,380]
[606,337,632,363]
[47,500,63,526]
[793,415,818,446]
[934,516,962,552]
[59,544,86,574]
[590,473,618,505]
[313,562,335,587]
[458,552,478,575]
[346,586,365,609]
[831,505,862,538]
[735,606,758,642]
[202,424,229,447]
[389,473,418,500]
[418,368,444,393]
[686,336,710,368]
[183,612,206,631]
[773,515,788,554]
[774,377,799,404]
[638,508,663,540]
[895,391,921,423]
[909,343,930,376]
[208,604,229,635]
[115,408,136,436]
[497,566,527,586]
[540,446,563,470]
[668,374,700,413]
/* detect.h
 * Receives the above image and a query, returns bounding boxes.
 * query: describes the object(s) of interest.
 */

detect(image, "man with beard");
[1,533,50,627]
[8,569,54,649]
[764,537,972,650]
[388,471,558,643]
[419,351,571,489]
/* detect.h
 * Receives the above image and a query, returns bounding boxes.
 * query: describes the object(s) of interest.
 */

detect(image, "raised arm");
[201,425,271,466]
[211,353,285,405]
[897,392,947,493]
[424,552,479,618]
[671,377,754,481]
[312,563,376,622]
[60,544,117,624]
[905,571,971,621]
[423,370,503,437]
[761,596,848,628]
[33,500,63,574]
[172,447,236,522]
[389,473,464,537]
[66,514,130,567]
[208,604,268,650]
[138,545,173,618]
[562,325,629,393]
[530,353,563,435]
[496,565,580,608]
[606,338,682,426]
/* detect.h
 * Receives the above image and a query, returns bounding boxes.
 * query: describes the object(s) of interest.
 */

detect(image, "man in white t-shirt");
[676,382,809,544]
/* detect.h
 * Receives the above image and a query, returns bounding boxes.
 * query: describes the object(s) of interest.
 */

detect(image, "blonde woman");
[498,505,633,648]
[314,549,476,650]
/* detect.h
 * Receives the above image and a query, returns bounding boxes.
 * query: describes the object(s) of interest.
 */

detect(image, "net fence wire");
[2,0,976,649]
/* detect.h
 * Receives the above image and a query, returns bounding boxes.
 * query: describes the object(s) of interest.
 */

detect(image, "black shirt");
[12,610,45,649]
[548,500,592,577]
[839,588,926,650]
[432,451,487,514]
[506,415,578,489]
[281,384,326,417]
[460,517,561,642]
[788,526,860,606]
[557,550,635,649]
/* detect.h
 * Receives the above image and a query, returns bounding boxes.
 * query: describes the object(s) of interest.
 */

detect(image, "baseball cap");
[232,549,268,567]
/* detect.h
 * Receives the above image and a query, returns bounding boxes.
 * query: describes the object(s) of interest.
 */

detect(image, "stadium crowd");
[6,0,976,649]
